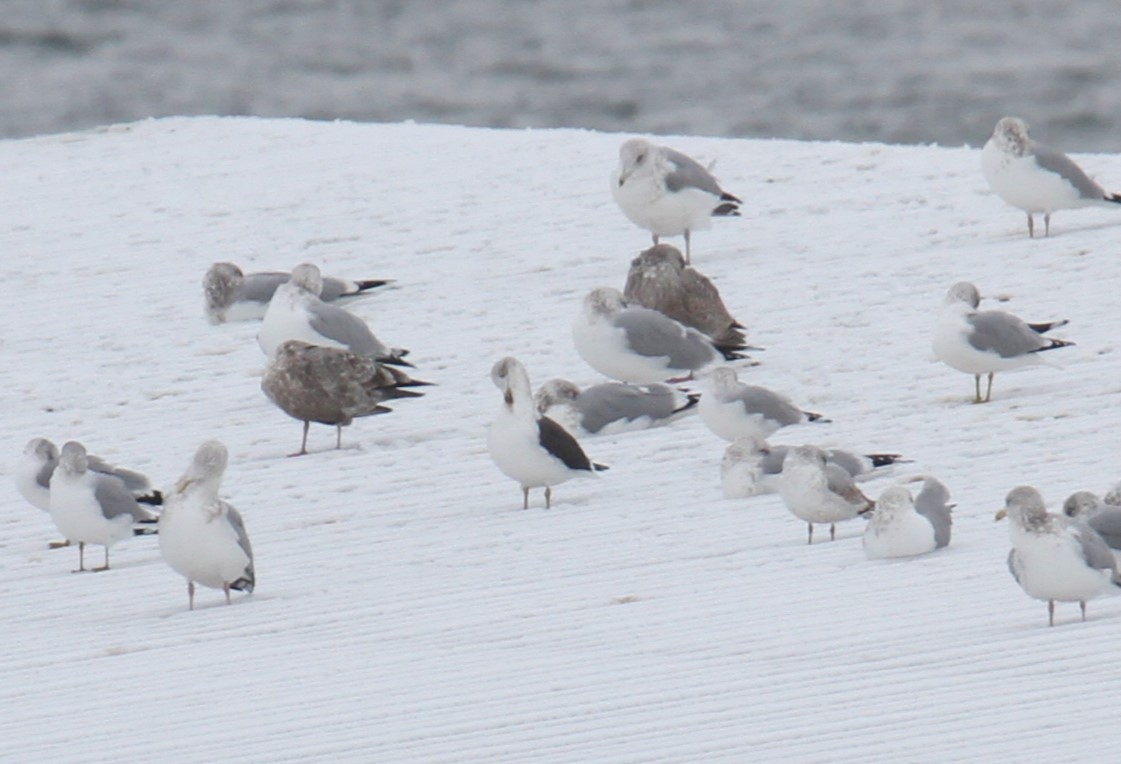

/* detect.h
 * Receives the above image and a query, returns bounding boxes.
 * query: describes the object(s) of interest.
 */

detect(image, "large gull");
[1063,491,1121,553]
[932,281,1073,403]
[159,441,255,610]
[572,287,746,384]
[48,441,159,572]
[261,339,430,455]
[535,378,699,436]
[487,357,607,509]
[981,116,1121,238]
[204,261,393,324]
[699,367,827,443]
[779,444,874,544]
[623,244,749,351]
[257,262,409,366]
[611,137,741,263]
[863,478,953,559]
[997,485,1119,626]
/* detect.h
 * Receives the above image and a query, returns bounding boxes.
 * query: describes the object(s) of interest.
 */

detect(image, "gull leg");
[973,375,982,403]
[984,373,994,403]
[1080,600,1087,622]
[189,580,196,611]
[92,546,110,572]
[830,523,836,541]
[522,486,529,510]
[290,421,311,457]
[1027,213,1034,238]
[651,233,659,246]
[684,230,692,264]
[807,523,813,545]
[1048,599,1055,627]
[1044,213,1051,238]
[545,486,552,509]
[72,541,87,573]
[224,583,232,605]
[336,425,342,450]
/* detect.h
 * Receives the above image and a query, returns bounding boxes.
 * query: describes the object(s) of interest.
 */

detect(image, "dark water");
[3,0,1121,150]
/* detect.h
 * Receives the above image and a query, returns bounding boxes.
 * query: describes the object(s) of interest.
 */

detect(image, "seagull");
[261,339,430,455]
[981,116,1121,237]
[699,367,827,443]
[932,281,1073,403]
[159,441,255,610]
[622,244,749,351]
[257,263,410,366]
[997,485,1119,626]
[47,441,159,572]
[487,357,607,509]
[535,378,699,436]
[779,444,874,543]
[203,261,393,324]
[573,287,746,384]
[611,137,741,263]
[720,434,904,499]
[1063,491,1121,552]
[863,478,953,559]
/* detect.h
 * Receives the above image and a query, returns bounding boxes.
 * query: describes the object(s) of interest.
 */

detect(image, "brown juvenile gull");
[203,261,393,324]
[623,243,749,351]
[261,339,431,455]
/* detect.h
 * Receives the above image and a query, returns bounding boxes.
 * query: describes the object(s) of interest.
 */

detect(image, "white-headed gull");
[863,478,953,559]
[699,367,827,443]
[535,378,699,436]
[779,444,874,544]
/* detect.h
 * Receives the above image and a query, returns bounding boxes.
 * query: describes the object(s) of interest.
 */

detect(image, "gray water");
[4,0,1121,150]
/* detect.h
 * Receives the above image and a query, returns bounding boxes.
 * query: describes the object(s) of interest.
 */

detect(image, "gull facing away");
[981,116,1121,238]
[487,357,607,509]
[573,287,747,385]
[535,378,699,436]
[932,281,1073,403]
[611,138,741,263]
[159,441,255,610]
[257,263,410,366]
[48,441,159,572]
[699,367,827,443]
[779,445,874,544]
[204,261,393,324]
[1063,491,1121,554]
[262,340,431,456]
[623,244,749,350]
[997,486,1120,626]
[863,478,953,559]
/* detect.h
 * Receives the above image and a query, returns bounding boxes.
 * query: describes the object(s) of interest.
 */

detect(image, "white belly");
[49,476,133,547]
[863,512,936,559]
[699,394,780,442]
[982,145,1086,214]
[160,504,250,590]
[487,410,578,490]
[572,316,673,384]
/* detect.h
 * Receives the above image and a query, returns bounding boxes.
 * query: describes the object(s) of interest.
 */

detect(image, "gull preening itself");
[932,281,1073,403]
[257,262,410,366]
[997,486,1120,626]
[204,261,392,324]
[535,378,699,436]
[611,138,741,263]
[863,478,953,559]
[487,357,607,509]
[261,339,430,455]
[623,244,749,350]
[699,367,827,443]
[573,287,746,384]
[1063,491,1121,553]
[159,441,255,610]
[981,116,1121,238]
[779,444,874,544]
[47,441,159,572]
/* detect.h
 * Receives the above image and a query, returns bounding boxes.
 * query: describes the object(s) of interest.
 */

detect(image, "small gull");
[611,137,741,263]
[535,378,699,436]
[932,281,1073,403]
[623,243,749,350]
[48,441,159,572]
[487,357,607,509]
[1063,491,1121,553]
[159,441,255,610]
[997,485,1119,626]
[779,444,874,544]
[863,477,953,559]
[699,366,827,443]
[261,339,430,455]
[981,116,1121,237]
[258,262,409,365]
[573,287,746,384]
[204,261,393,324]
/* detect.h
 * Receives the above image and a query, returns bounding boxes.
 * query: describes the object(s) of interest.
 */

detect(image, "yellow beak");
[994,509,1008,522]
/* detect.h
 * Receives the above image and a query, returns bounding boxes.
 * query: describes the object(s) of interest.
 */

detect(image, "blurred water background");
[3,0,1121,149]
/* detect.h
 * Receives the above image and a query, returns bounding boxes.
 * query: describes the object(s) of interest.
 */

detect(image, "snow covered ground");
[3,118,1121,762]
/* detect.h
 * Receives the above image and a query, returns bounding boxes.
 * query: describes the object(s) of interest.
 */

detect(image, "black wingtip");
[1033,338,1075,353]
[805,411,831,423]
[379,355,416,368]
[674,393,702,414]
[592,462,610,472]
[712,202,741,217]
[1105,192,1121,204]
[355,279,393,292]
[230,576,255,593]
[133,520,159,536]
[1027,319,1069,334]
[136,490,163,506]
[865,453,907,468]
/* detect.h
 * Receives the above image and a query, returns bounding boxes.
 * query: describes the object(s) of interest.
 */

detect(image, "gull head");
[491,356,531,406]
[996,485,1050,530]
[724,434,769,461]
[784,444,828,471]
[203,262,245,316]
[617,138,654,185]
[535,378,581,415]
[943,281,981,309]
[177,440,229,493]
[632,243,686,273]
[58,441,89,476]
[991,116,1030,156]
[874,485,914,519]
[289,263,324,296]
[708,366,741,395]
[584,287,627,318]
[24,437,58,464]
[1062,490,1104,521]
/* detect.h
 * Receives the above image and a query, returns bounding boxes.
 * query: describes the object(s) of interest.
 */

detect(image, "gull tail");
[674,393,702,414]
[712,192,742,217]
[1028,319,1069,334]
[229,573,255,593]
[136,490,163,506]
[805,411,832,424]
[378,351,415,368]
[1031,337,1075,354]
[592,463,610,472]
[865,453,908,468]
[352,278,395,293]
[1104,192,1121,204]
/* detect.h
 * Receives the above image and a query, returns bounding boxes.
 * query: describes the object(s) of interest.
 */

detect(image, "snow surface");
[3,117,1121,762]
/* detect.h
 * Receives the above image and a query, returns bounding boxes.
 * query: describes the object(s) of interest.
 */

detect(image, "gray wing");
[1031,142,1108,200]
[824,463,872,509]
[1072,521,1118,573]
[35,459,56,490]
[824,450,867,477]
[914,478,953,548]
[86,454,151,493]
[318,276,353,302]
[575,383,677,433]
[1087,509,1121,551]
[224,502,256,592]
[93,474,155,522]
[306,300,390,358]
[759,445,789,476]
[967,311,1049,358]
[239,272,291,304]
[1007,548,1022,584]
[614,307,716,369]
[661,147,725,196]
[734,386,803,427]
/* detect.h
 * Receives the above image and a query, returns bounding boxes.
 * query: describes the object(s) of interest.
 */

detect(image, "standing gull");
[699,367,827,443]
[623,243,749,350]
[257,262,409,366]
[573,287,745,385]
[48,441,158,572]
[997,486,1119,626]
[159,441,255,610]
[262,339,430,455]
[204,261,393,324]
[779,445,874,544]
[487,357,607,509]
[1063,491,1121,553]
[932,281,1073,403]
[535,378,699,436]
[863,478,953,559]
[612,138,741,263]
[981,116,1121,237]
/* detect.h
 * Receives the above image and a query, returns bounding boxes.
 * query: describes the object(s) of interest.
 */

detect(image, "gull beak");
[994,509,1008,522]
[176,477,194,493]
[503,389,514,406]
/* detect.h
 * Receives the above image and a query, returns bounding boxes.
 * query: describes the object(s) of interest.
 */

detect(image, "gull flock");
[13,116,1121,628]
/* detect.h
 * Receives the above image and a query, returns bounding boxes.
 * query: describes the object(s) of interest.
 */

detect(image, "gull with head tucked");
[863,478,953,559]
